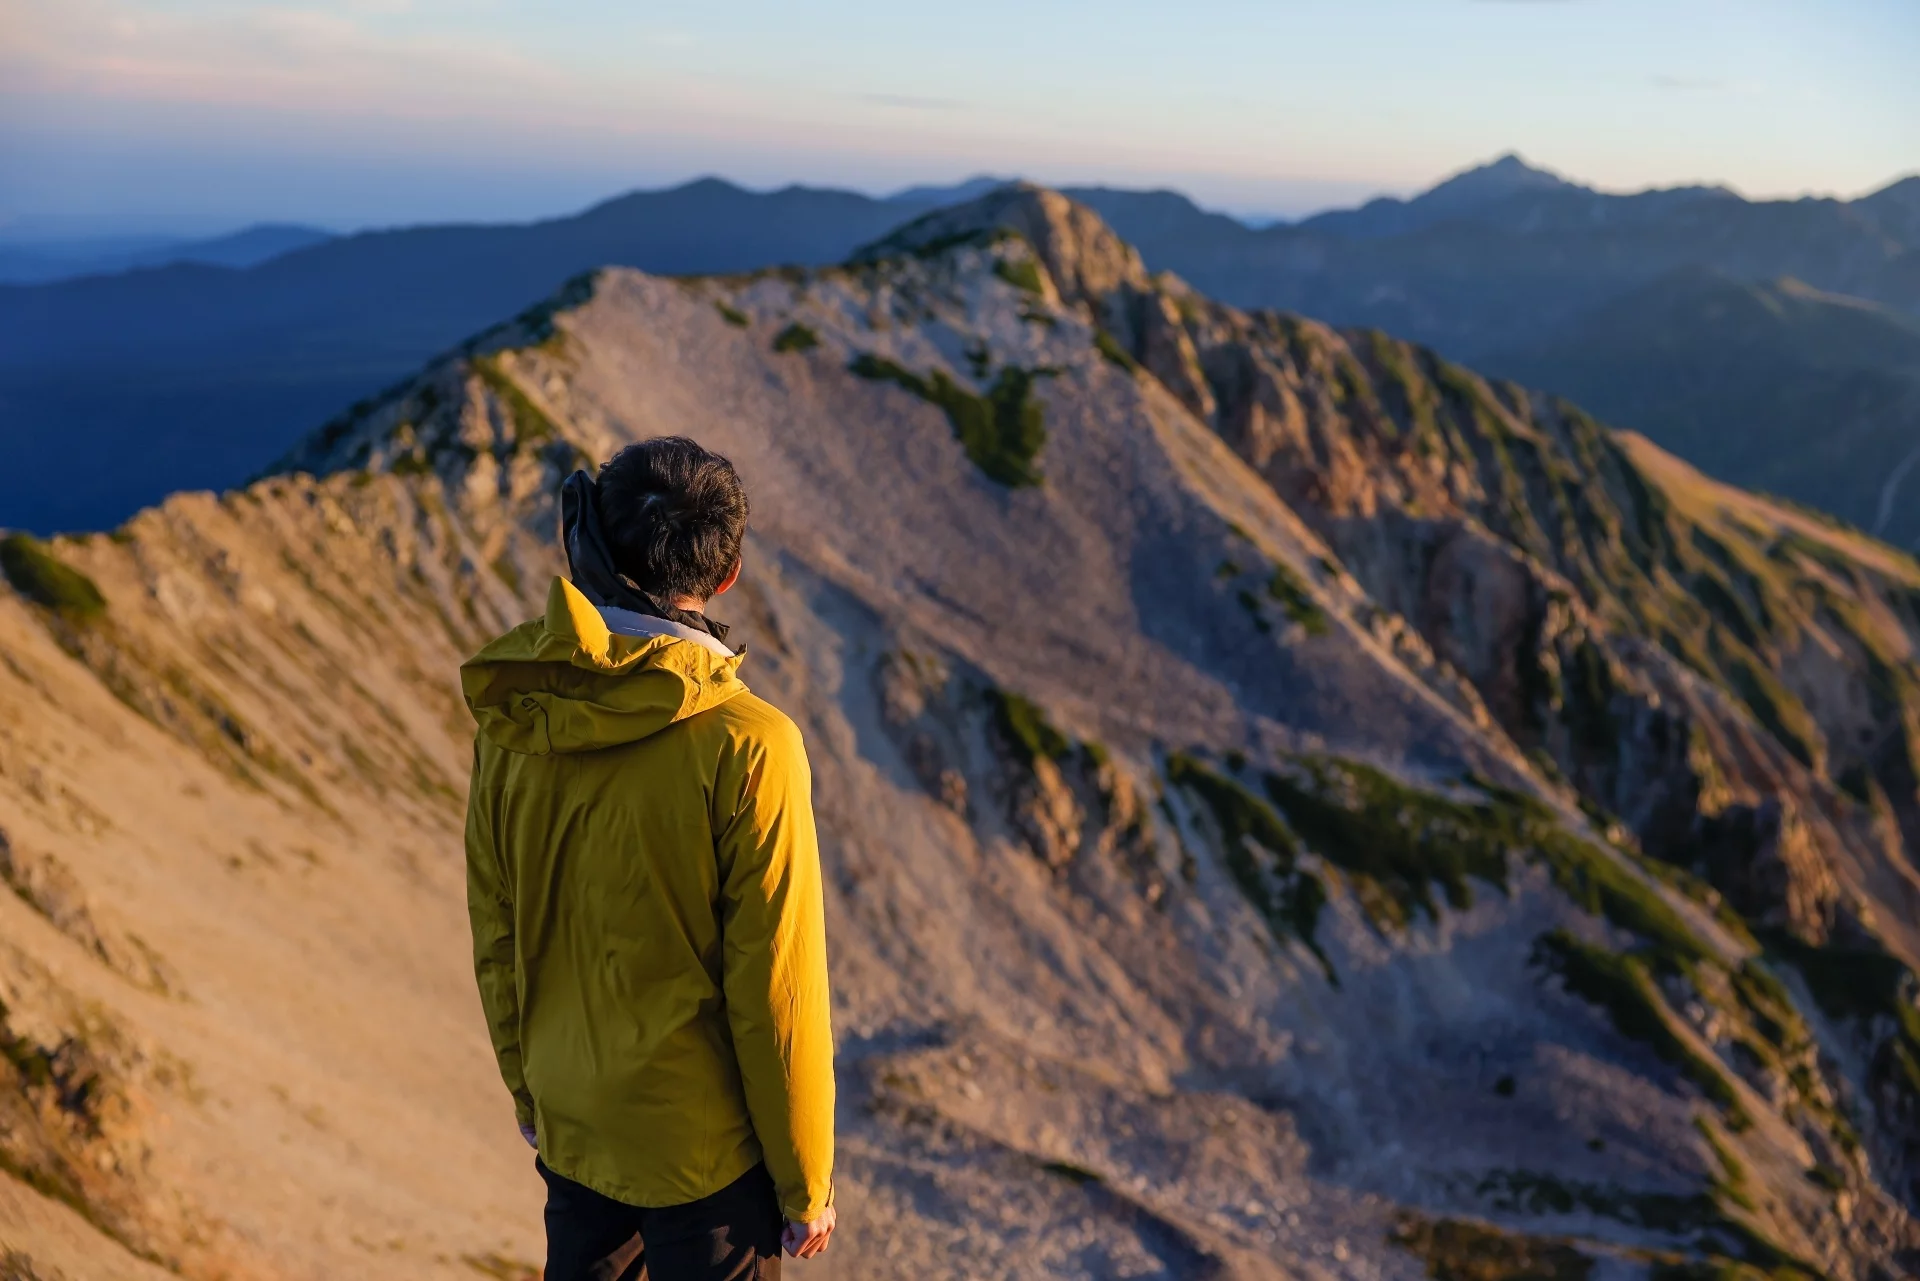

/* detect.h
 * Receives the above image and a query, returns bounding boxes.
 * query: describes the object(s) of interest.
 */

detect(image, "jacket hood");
[462,577,748,755]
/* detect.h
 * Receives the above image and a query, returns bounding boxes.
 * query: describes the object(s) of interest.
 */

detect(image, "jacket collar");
[599,606,737,659]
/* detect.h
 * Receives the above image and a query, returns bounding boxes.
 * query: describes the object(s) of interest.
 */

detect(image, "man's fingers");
[782,1230,829,1259]
[782,1212,835,1259]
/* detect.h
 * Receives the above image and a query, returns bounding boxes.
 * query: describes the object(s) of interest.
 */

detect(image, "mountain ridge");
[0,223,336,285]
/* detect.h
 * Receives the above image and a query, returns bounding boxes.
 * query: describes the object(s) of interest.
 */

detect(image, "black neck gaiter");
[558,470,731,644]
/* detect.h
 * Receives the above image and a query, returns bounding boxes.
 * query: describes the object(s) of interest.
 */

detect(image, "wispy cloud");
[858,93,966,111]
[1649,73,1725,92]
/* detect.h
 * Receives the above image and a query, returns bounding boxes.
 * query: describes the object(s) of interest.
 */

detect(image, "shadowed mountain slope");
[3,186,1920,1280]
[1487,270,1920,550]
[1293,153,1584,240]
[0,224,337,285]
[1100,167,1920,359]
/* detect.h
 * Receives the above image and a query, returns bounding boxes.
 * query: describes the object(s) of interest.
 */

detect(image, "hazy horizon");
[3,0,1915,239]
[6,151,1919,248]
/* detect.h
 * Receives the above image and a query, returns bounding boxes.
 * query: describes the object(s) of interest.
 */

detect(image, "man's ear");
[713,557,743,598]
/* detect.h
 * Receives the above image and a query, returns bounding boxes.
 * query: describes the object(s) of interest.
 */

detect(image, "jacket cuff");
[780,1179,833,1224]
[513,1094,537,1128]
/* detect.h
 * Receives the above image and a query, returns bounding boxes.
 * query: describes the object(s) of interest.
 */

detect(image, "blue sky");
[1,0,1915,236]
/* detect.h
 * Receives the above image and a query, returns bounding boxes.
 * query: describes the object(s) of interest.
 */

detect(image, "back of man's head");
[597,437,749,603]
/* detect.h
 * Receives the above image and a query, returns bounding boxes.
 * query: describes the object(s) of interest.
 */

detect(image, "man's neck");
[665,596,705,615]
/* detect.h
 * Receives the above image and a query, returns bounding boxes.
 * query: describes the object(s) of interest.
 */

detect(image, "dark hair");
[597,437,749,601]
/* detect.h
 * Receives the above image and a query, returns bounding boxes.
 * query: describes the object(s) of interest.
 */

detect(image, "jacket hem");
[535,1143,763,1212]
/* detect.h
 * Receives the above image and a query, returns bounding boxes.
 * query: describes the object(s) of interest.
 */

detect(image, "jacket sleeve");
[465,745,536,1130]
[718,714,836,1223]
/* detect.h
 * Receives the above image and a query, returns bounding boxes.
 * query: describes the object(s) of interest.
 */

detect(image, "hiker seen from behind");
[463,437,836,1280]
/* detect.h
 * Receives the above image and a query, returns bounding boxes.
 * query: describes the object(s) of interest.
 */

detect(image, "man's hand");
[519,1123,538,1150]
[781,1206,835,1259]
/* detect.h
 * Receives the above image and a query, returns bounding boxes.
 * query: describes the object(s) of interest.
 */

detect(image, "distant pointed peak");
[1417,153,1580,208]
[1485,151,1537,171]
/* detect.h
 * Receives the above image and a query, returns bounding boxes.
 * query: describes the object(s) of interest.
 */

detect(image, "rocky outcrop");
[854,181,1150,314]
[0,944,202,1276]
[0,830,176,994]
[1694,798,1842,943]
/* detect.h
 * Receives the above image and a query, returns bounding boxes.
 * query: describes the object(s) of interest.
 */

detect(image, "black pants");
[539,1159,783,1281]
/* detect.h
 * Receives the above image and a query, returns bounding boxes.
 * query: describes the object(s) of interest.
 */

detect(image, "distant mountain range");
[0,223,335,285]
[0,181,953,532]
[3,156,1918,539]
[1083,156,1920,353]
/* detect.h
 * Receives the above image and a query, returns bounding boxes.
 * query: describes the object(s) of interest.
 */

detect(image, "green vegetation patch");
[715,301,750,327]
[994,258,1046,295]
[1255,760,1703,968]
[1490,794,1714,973]
[964,368,1050,488]
[772,322,820,354]
[1561,638,1620,756]
[1266,563,1330,635]
[1166,753,1330,976]
[1647,1259,1811,1281]
[1039,1159,1101,1186]
[849,354,1051,488]
[850,352,933,396]
[1476,1170,1811,1277]
[908,227,1002,259]
[1263,758,1512,932]
[0,535,106,623]
[1764,931,1920,1097]
[1162,752,1739,1046]
[1236,588,1272,634]
[1533,930,1748,1126]
[1094,329,1138,372]
[987,688,1072,768]
[1719,650,1816,769]
[1364,331,1434,444]
[471,356,559,447]
[1696,1116,1754,1212]
[1388,1213,1592,1281]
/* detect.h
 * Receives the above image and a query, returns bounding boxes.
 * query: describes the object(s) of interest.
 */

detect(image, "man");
[462,437,836,1281]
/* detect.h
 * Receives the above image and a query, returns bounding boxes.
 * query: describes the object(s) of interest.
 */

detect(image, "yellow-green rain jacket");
[461,577,834,1221]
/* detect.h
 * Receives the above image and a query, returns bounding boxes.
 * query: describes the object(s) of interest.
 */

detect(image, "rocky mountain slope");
[4,186,1920,1280]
